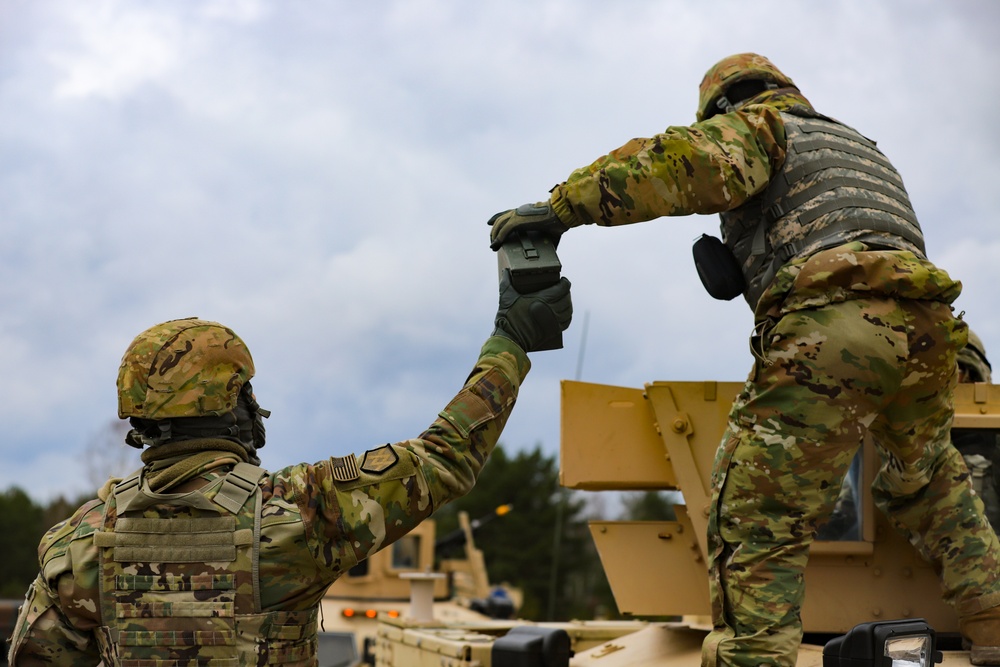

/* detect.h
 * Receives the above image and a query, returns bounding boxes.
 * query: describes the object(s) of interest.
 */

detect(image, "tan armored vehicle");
[365,378,1000,666]
[318,508,521,666]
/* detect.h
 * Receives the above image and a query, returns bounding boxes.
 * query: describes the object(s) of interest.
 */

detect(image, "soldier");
[954,331,1000,532]
[7,272,572,666]
[488,53,1000,666]
[960,329,993,385]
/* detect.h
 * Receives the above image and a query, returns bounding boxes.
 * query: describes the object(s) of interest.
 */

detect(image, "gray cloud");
[2,0,998,500]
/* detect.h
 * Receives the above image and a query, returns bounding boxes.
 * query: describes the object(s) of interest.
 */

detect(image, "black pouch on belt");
[692,234,746,301]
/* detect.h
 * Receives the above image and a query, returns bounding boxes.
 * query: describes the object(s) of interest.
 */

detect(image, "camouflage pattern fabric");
[93,460,282,666]
[720,109,926,309]
[548,88,803,230]
[118,318,255,420]
[701,246,1000,667]
[537,55,1000,663]
[8,335,530,666]
[696,52,796,122]
[961,449,1000,532]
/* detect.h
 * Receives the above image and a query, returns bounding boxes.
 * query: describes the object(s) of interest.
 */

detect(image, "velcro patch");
[360,445,399,474]
[331,454,360,482]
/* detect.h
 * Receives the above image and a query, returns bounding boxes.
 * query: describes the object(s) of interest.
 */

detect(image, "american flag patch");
[331,454,360,482]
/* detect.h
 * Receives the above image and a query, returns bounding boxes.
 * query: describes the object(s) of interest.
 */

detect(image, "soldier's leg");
[702,298,907,667]
[868,300,1000,658]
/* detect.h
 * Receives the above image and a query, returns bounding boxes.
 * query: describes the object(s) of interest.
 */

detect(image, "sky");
[2,0,999,503]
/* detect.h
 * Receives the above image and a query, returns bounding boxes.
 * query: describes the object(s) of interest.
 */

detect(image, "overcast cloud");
[2,0,999,501]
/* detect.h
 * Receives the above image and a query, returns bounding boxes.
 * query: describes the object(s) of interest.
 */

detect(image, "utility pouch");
[692,234,746,301]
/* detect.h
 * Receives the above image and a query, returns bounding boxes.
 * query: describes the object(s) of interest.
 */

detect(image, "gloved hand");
[488,201,569,251]
[493,269,573,352]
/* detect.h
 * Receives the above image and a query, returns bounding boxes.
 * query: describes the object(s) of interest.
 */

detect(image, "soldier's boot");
[961,605,1000,665]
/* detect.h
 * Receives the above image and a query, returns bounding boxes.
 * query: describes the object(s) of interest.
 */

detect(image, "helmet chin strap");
[713,81,780,116]
[123,384,270,464]
[125,421,172,449]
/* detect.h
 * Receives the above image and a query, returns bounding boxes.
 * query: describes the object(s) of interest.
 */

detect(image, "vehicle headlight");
[823,618,942,667]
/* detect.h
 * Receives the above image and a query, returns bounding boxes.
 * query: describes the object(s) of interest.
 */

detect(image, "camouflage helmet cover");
[958,329,992,383]
[117,317,256,420]
[697,52,797,122]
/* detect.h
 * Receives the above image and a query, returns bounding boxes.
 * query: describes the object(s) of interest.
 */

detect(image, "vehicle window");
[391,535,420,569]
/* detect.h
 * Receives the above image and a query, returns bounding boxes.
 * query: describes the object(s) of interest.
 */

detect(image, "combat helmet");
[697,53,797,122]
[959,329,993,384]
[118,317,256,420]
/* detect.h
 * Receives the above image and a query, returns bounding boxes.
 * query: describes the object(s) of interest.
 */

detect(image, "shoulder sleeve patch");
[360,444,399,474]
[330,454,360,482]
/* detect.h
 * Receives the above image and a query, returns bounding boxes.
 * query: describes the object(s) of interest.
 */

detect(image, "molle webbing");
[215,464,264,513]
[789,195,919,230]
[759,118,915,229]
[94,462,272,667]
[753,217,928,299]
[94,516,253,562]
[722,112,925,308]
[793,135,893,169]
[763,175,915,227]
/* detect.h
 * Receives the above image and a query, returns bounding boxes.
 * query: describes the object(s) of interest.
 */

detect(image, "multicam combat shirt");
[9,336,529,666]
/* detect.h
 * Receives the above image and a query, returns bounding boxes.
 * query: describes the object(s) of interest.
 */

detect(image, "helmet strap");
[124,419,174,449]
[713,81,780,118]
[124,388,268,465]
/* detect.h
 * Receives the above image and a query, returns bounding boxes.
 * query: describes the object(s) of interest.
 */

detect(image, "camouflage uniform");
[7,334,531,666]
[512,54,1000,666]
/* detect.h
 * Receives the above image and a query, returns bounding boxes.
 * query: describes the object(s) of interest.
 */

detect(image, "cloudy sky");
[2,0,999,502]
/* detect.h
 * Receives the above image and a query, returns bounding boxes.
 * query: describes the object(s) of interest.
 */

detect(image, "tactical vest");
[92,462,320,667]
[721,108,927,309]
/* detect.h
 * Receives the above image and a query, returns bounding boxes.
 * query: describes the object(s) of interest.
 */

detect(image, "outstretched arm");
[551,106,787,228]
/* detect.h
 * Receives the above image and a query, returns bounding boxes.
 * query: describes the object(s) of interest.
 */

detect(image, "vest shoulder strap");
[111,469,143,513]
[214,462,266,514]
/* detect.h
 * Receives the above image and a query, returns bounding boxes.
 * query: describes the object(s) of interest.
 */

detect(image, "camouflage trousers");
[701,297,1000,667]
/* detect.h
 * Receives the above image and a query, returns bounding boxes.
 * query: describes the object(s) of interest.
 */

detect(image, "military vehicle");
[318,507,521,666]
[363,378,1000,666]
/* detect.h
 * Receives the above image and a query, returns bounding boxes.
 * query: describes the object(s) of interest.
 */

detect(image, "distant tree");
[0,487,98,601]
[83,418,140,489]
[42,493,93,534]
[619,490,681,521]
[434,444,616,621]
[0,488,45,597]
[0,420,137,601]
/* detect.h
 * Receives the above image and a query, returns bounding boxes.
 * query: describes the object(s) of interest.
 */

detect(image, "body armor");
[92,463,319,666]
[721,108,927,309]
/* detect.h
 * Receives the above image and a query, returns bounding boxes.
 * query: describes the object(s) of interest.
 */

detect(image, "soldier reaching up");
[8,272,571,666]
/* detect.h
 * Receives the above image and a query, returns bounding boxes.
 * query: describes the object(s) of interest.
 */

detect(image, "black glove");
[488,202,569,251]
[493,269,573,352]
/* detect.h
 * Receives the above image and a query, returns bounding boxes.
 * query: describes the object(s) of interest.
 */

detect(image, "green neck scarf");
[140,438,249,492]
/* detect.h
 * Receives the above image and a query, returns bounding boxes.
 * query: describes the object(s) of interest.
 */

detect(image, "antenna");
[573,310,590,382]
